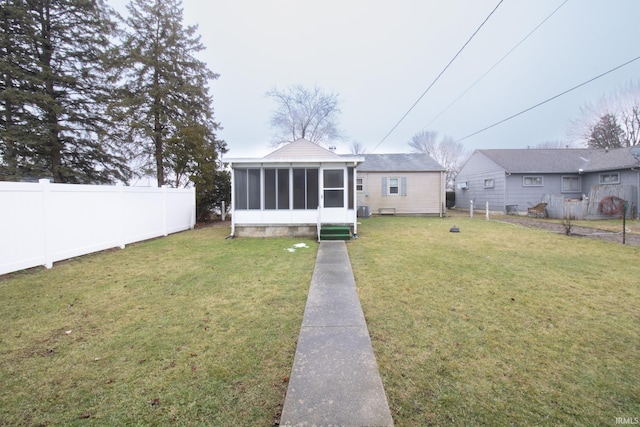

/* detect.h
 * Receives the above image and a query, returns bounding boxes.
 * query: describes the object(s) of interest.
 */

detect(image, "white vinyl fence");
[1,179,195,275]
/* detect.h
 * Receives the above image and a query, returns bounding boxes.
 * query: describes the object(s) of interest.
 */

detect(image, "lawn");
[0,226,317,426]
[348,215,640,426]
[2,217,639,426]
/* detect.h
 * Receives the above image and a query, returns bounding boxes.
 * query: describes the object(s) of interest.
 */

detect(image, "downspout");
[229,163,235,237]
[637,168,640,219]
[505,171,511,213]
[353,162,358,236]
[441,170,445,217]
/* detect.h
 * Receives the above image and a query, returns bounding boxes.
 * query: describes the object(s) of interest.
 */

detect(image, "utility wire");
[454,55,640,143]
[425,0,569,128]
[372,0,505,153]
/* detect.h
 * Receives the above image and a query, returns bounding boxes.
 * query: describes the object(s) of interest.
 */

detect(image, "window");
[235,168,261,210]
[483,178,494,189]
[523,176,543,187]
[382,177,407,196]
[600,173,620,184]
[389,178,399,194]
[562,176,581,192]
[356,178,363,192]
[323,169,344,208]
[293,168,318,209]
[264,168,289,210]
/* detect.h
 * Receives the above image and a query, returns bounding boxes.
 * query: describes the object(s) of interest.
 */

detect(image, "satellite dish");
[630,146,640,160]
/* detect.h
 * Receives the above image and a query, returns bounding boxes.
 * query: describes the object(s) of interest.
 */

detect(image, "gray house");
[455,147,640,219]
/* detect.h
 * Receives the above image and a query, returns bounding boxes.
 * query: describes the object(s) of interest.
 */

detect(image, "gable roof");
[357,153,445,172]
[265,138,342,159]
[223,138,364,165]
[476,147,640,173]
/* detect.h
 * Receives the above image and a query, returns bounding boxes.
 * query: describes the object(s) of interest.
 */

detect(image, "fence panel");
[1,180,195,275]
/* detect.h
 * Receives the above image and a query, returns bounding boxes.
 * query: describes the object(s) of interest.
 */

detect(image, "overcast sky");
[111,0,640,157]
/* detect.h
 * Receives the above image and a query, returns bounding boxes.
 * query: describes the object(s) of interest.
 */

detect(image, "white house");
[223,139,364,239]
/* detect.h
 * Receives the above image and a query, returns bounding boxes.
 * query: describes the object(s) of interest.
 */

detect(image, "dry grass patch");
[349,216,640,426]
[0,226,316,426]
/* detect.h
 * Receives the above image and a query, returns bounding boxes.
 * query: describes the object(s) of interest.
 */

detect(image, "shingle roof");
[477,147,640,173]
[265,138,343,159]
[357,153,445,172]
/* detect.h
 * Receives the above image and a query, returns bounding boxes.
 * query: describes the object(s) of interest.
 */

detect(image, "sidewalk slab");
[280,241,394,427]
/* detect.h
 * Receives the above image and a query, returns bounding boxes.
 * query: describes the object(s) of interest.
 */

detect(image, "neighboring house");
[223,139,364,238]
[455,147,640,218]
[356,153,446,217]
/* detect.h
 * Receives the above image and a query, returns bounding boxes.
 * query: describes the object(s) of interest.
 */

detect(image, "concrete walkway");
[280,241,394,427]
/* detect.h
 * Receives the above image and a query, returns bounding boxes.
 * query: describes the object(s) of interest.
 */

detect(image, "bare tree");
[266,84,342,147]
[567,81,640,147]
[534,140,575,149]
[408,130,468,189]
[349,140,366,154]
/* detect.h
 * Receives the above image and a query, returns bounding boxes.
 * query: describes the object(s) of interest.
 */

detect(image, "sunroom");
[223,139,364,239]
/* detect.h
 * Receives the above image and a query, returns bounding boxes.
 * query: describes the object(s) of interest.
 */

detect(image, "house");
[455,147,640,218]
[356,153,446,217]
[223,139,364,238]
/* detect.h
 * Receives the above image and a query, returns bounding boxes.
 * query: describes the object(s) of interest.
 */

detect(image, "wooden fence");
[543,184,636,220]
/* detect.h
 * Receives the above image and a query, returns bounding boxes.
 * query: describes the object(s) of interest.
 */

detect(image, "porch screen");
[293,168,319,209]
[235,168,261,210]
[265,169,290,210]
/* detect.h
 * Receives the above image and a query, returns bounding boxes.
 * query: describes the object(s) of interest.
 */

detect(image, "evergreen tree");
[112,0,226,190]
[0,0,130,183]
[587,113,625,149]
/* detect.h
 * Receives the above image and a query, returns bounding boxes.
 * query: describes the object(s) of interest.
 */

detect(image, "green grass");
[349,216,640,426]
[0,226,316,426]
[2,217,639,426]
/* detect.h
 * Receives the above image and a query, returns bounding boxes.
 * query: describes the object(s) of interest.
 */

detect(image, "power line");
[372,0,505,153]
[454,55,640,143]
[425,0,569,128]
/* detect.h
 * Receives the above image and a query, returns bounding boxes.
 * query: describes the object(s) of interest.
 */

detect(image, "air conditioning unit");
[458,182,469,190]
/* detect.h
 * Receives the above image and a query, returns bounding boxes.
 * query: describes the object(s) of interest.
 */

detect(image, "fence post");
[221,201,226,221]
[116,183,126,249]
[39,179,53,269]
[470,200,474,218]
[162,185,168,236]
[486,201,489,220]
[191,186,196,229]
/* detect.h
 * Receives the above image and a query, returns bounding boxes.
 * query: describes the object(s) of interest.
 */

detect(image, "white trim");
[224,156,364,164]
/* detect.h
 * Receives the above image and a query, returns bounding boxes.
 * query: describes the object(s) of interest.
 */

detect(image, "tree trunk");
[153,69,164,186]
[40,3,63,182]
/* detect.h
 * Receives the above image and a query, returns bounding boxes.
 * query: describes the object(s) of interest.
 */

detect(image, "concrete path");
[280,241,394,427]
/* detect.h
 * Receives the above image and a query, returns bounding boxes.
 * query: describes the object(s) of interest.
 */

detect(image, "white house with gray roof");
[223,139,364,238]
[455,147,640,218]
[356,153,446,217]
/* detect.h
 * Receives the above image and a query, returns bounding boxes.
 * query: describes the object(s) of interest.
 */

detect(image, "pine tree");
[112,0,226,189]
[0,0,130,183]
[587,113,625,149]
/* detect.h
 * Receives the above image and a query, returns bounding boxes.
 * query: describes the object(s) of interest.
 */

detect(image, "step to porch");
[319,225,351,241]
